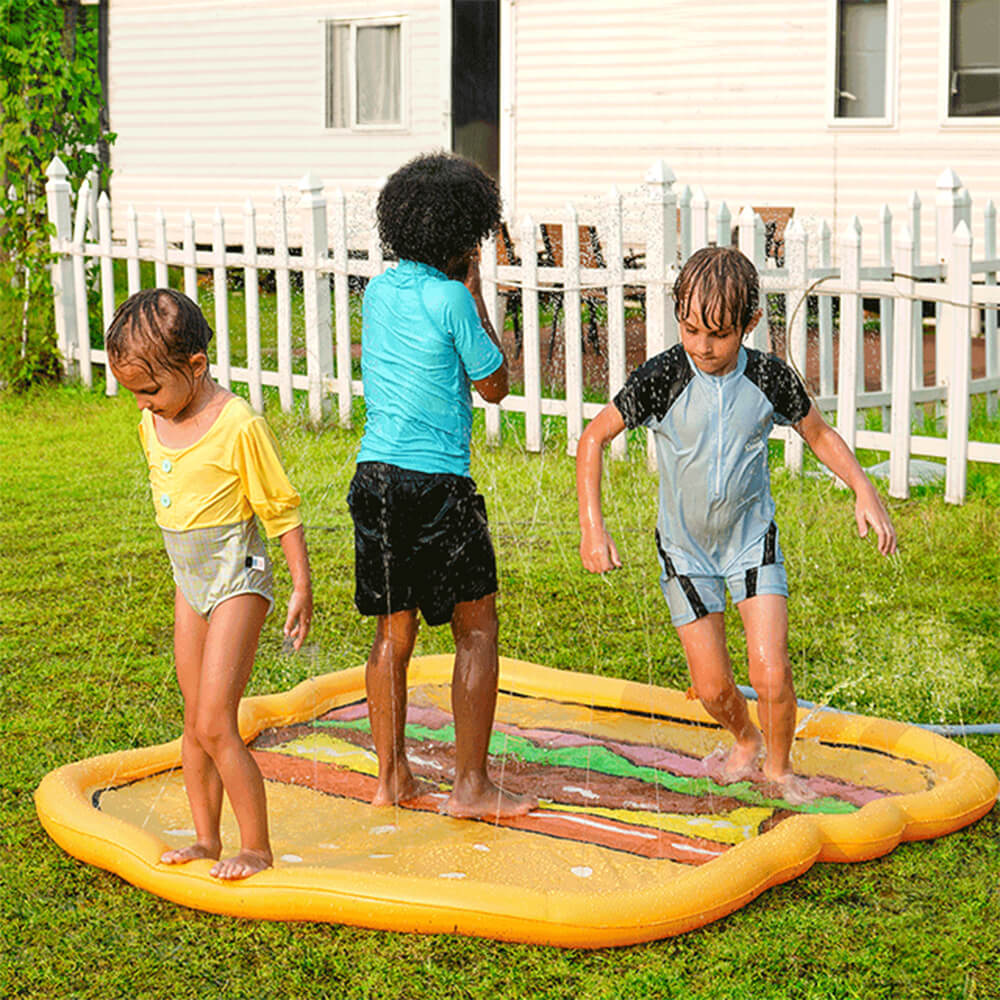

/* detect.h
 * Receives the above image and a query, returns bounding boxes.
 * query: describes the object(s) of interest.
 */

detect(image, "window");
[949,0,1000,117]
[326,20,403,129]
[835,0,888,118]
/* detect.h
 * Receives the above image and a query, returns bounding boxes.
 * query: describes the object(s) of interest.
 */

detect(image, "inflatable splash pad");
[35,656,998,947]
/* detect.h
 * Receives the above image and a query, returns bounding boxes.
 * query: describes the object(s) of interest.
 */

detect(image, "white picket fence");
[45,157,1000,504]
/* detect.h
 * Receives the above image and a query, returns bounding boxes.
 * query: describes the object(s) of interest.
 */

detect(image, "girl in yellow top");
[106,288,313,880]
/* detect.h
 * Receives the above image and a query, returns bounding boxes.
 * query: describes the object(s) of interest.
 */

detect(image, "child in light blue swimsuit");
[577,247,896,803]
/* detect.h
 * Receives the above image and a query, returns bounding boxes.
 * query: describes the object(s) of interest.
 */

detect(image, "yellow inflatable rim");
[35,656,998,947]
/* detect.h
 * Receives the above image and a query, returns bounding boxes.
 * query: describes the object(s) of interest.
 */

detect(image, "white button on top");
[161,459,172,472]
[160,494,171,507]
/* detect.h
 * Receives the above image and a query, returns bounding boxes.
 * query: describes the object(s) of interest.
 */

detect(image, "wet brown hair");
[673,246,760,335]
[105,288,213,382]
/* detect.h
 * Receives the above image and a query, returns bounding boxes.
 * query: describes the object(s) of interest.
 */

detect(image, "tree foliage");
[1,0,113,389]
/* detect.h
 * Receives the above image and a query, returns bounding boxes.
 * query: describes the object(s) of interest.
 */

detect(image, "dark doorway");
[451,0,499,179]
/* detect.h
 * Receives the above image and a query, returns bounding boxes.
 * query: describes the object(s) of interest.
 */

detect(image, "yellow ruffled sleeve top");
[138,397,302,538]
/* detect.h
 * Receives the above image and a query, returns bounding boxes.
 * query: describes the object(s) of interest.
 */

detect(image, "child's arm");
[465,252,509,404]
[279,524,313,650]
[796,405,897,555]
[577,403,627,572]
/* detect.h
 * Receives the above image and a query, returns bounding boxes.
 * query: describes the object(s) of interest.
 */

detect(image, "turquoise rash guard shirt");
[357,260,504,476]
[613,344,812,579]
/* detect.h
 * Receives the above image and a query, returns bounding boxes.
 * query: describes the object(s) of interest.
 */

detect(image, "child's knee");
[748,660,793,703]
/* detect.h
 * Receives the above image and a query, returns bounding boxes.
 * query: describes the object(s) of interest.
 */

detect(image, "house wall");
[106,0,447,243]
[507,0,1000,263]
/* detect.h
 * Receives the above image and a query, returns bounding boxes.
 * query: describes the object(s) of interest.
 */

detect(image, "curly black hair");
[376,152,501,274]
[105,288,213,381]
[673,246,760,335]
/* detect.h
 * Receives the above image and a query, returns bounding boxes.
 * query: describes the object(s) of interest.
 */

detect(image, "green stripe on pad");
[314,717,855,815]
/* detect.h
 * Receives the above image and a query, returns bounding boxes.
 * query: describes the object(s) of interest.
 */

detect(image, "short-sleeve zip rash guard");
[613,344,811,579]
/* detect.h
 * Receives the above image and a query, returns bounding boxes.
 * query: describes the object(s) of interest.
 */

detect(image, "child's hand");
[854,488,897,556]
[283,587,313,651]
[463,249,482,298]
[580,526,622,574]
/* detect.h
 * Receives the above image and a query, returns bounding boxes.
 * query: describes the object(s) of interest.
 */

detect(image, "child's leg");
[441,594,536,819]
[366,608,424,805]
[161,588,223,865]
[192,593,272,879]
[676,612,762,780]
[737,594,814,803]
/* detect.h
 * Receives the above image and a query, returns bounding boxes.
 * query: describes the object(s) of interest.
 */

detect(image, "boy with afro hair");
[348,152,535,819]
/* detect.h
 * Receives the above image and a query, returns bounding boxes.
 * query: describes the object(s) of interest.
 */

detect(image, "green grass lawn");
[2,383,999,1000]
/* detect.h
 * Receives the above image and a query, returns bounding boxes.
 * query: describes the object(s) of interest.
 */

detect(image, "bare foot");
[209,849,272,880]
[371,771,435,807]
[703,737,762,785]
[441,781,537,820]
[761,771,818,806]
[160,841,220,865]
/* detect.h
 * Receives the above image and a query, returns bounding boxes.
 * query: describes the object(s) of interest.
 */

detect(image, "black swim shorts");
[347,461,498,626]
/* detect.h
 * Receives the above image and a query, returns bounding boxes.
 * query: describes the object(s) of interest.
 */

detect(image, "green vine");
[1,0,114,389]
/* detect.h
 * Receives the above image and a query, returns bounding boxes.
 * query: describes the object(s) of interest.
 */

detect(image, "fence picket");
[273,189,294,412]
[985,199,998,416]
[945,221,973,504]
[818,220,834,400]
[97,192,117,396]
[481,230,503,446]
[563,204,583,455]
[837,217,863,461]
[300,174,333,424]
[329,186,351,426]
[183,212,198,304]
[45,157,76,366]
[889,225,917,499]
[606,187,626,460]
[212,208,231,389]
[154,208,168,289]
[71,177,92,387]
[784,219,808,473]
[243,199,263,412]
[520,215,542,452]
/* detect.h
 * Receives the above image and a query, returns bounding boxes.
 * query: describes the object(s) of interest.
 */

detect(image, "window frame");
[827,0,898,129]
[940,0,1000,126]
[324,15,409,133]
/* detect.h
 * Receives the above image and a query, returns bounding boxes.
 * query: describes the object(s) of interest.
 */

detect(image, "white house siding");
[509,0,1000,263]
[107,0,447,245]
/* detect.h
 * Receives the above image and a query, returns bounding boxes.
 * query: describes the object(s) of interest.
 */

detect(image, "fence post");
[97,191,116,395]
[212,208,231,390]
[45,157,77,373]
[300,172,334,424]
[481,228,503,446]
[945,221,972,504]
[243,199,263,412]
[644,161,678,469]
[520,214,542,452]
[889,224,916,500]
[985,198,998,416]
[71,176,92,387]
[126,204,140,296]
[935,168,963,399]
[784,218,808,473]
[329,187,352,427]
[818,220,834,400]
[837,216,863,462]
[273,188,294,413]
[563,203,583,455]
